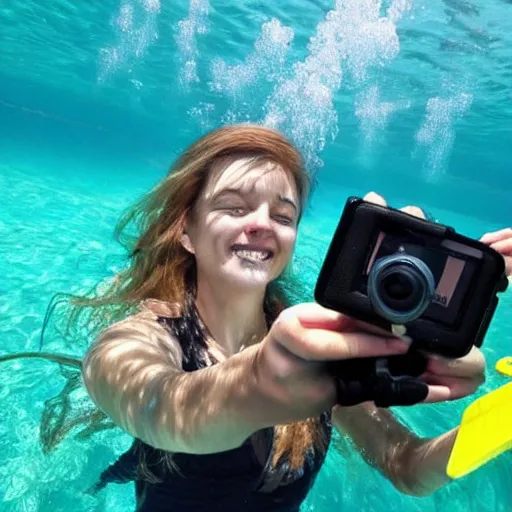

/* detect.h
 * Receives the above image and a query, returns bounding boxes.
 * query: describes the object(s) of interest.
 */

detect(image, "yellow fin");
[447,381,512,479]
[496,356,512,377]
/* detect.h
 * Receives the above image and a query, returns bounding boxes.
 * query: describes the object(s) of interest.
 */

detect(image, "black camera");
[315,196,509,359]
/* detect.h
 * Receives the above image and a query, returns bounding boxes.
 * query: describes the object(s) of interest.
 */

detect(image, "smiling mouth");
[231,245,274,262]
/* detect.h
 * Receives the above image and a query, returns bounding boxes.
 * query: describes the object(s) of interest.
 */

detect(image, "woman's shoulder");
[100,299,181,332]
[92,299,185,364]
[137,298,182,319]
[110,298,183,329]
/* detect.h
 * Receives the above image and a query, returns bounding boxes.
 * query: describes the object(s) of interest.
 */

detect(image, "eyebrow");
[212,188,298,212]
[278,195,298,211]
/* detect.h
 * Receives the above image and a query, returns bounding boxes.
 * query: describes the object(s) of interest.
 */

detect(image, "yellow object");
[496,357,512,377]
[447,381,512,479]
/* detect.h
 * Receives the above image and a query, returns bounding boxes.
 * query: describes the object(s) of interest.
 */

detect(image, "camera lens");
[381,271,420,310]
[368,254,435,324]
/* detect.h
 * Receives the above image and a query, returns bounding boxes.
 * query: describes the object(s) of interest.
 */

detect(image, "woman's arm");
[82,309,273,455]
[332,403,456,497]
[81,301,414,458]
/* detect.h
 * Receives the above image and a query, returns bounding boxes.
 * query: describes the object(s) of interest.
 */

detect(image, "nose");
[245,205,272,236]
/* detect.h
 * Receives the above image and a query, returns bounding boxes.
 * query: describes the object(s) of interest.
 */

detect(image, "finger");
[505,258,512,277]
[421,385,453,403]
[423,372,485,390]
[480,228,512,245]
[422,347,486,378]
[280,303,356,331]
[400,205,427,220]
[355,321,395,337]
[363,192,387,206]
[343,320,414,345]
[421,375,483,403]
[490,238,512,256]
[274,314,410,362]
[291,303,411,341]
[292,303,409,340]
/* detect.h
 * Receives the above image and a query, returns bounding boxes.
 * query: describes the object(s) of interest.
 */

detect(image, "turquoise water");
[1,0,511,511]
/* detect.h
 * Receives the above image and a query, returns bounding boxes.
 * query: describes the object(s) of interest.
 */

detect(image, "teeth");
[234,249,270,261]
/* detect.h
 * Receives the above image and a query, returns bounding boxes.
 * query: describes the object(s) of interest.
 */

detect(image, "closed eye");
[227,207,247,216]
[274,215,293,225]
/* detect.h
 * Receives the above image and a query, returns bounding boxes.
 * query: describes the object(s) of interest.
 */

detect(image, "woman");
[78,123,496,511]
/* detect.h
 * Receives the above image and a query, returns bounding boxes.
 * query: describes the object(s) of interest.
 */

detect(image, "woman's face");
[182,158,300,292]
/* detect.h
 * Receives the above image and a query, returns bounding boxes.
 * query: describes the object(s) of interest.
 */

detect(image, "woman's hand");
[255,303,412,419]
[361,191,487,404]
[420,227,510,399]
[480,228,512,277]
[418,345,485,403]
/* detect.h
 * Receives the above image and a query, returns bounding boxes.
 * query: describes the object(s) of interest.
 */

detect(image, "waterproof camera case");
[315,197,509,359]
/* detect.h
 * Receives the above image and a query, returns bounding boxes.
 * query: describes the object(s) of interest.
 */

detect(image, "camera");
[315,196,509,359]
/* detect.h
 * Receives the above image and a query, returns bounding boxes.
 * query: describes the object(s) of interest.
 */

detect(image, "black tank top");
[93,312,332,512]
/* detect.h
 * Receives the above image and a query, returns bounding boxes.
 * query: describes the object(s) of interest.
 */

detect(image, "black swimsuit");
[92,314,333,512]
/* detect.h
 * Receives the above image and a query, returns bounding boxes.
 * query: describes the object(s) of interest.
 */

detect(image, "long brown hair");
[66,124,327,471]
